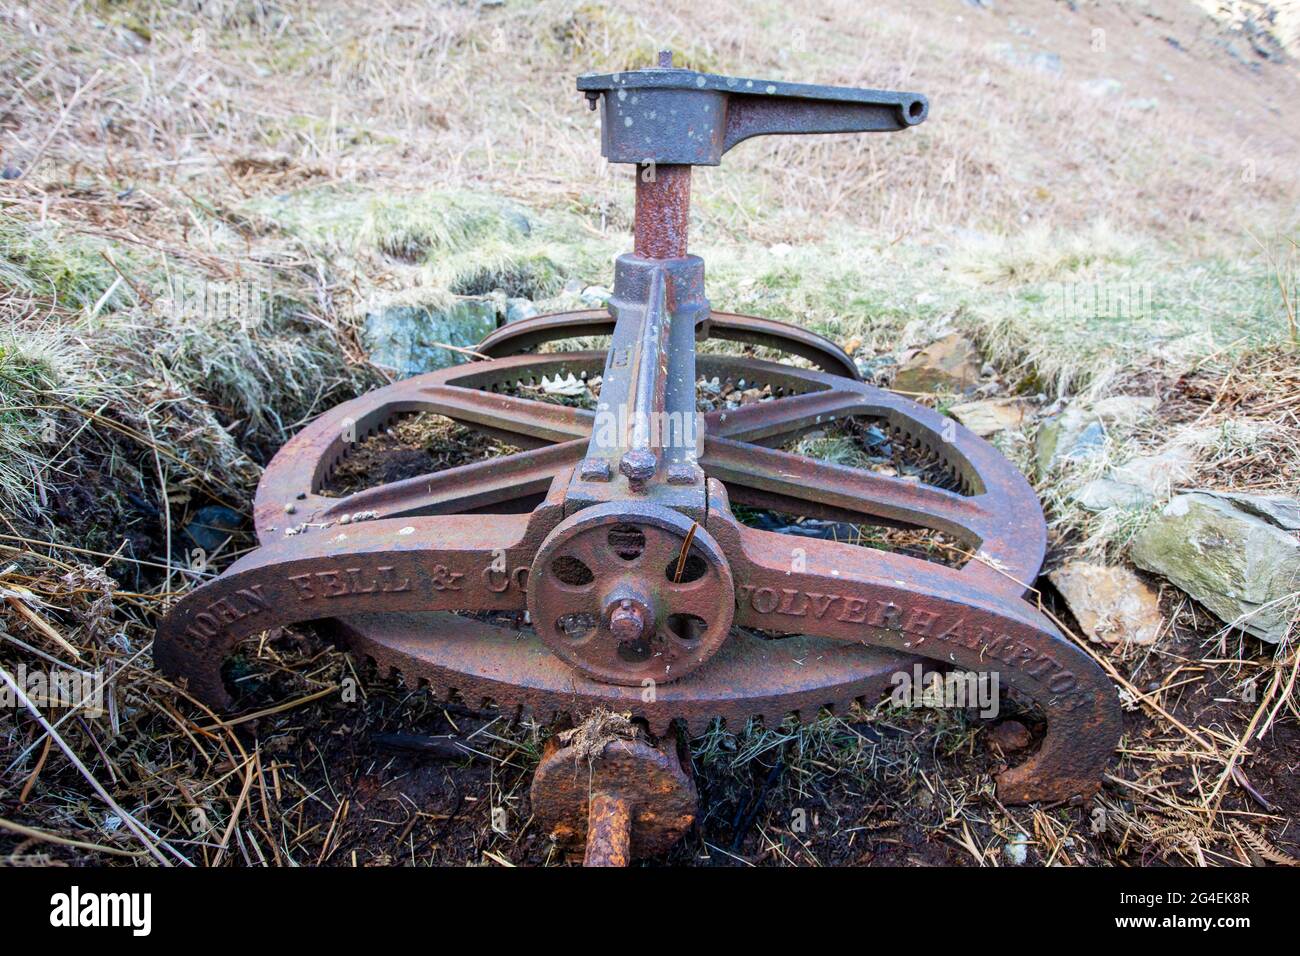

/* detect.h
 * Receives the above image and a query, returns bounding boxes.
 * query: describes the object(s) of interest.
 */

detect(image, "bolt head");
[579,458,613,482]
[666,463,698,485]
[619,449,658,487]
[608,598,648,643]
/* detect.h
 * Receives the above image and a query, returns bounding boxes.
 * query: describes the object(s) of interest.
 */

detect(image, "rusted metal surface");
[531,726,696,865]
[529,502,734,685]
[479,308,862,380]
[155,53,1121,848]
[578,60,927,166]
[634,163,691,259]
[155,346,1116,801]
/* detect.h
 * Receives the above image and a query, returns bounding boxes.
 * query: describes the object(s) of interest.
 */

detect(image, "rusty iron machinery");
[155,52,1120,863]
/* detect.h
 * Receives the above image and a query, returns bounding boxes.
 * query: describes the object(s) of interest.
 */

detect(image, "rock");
[854,353,896,382]
[1130,493,1300,644]
[1079,77,1123,98]
[182,505,243,553]
[364,298,498,377]
[1003,833,1031,866]
[988,719,1032,753]
[1090,395,1160,423]
[562,277,583,295]
[1035,413,1104,477]
[746,514,861,541]
[580,285,611,308]
[891,333,982,394]
[1074,445,1199,512]
[1,165,21,180]
[1198,492,1300,531]
[948,398,1029,436]
[1034,395,1157,478]
[1123,97,1159,112]
[1110,447,1197,493]
[1048,562,1163,645]
[503,209,531,236]
[1073,478,1153,512]
[504,297,538,324]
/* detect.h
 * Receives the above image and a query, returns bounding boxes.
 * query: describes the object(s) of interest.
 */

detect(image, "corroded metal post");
[634,163,691,259]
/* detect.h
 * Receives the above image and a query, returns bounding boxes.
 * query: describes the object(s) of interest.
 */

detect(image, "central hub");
[607,596,651,643]
[528,501,735,685]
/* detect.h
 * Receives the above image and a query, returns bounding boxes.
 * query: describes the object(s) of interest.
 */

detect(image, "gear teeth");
[345,639,888,740]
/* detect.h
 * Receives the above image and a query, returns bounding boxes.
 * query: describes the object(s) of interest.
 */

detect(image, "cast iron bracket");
[578,52,929,166]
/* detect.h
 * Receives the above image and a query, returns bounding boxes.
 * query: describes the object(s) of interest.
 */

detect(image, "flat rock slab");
[1199,491,1300,531]
[949,398,1031,436]
[892,333,982,394]
[1049,561,1163,645]
[1131,493,1300,644]
[364,299,498,377]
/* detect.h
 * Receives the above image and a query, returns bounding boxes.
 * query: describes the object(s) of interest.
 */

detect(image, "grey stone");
[364,298,498,377]
[580,285,612,308]
[503,209,531,236]
[1073,443,1199,512]
[1131,493,1300,644]
[1198,492,1300,531]
[855,353,896,382]
[1073,478,1153,512]
[1034,396,1157,478]
[1110,447,1196,493]
[182,505,243,553]
[505,297,538,324]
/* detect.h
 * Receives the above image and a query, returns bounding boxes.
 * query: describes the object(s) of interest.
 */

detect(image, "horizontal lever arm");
[577,67,927,166]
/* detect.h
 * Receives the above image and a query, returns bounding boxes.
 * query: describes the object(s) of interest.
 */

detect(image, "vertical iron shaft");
[634,164,691,259]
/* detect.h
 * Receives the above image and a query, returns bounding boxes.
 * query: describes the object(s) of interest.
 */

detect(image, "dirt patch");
[322,414,521,496]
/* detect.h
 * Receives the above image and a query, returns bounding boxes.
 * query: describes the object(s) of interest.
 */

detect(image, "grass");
[0,0,1297,868]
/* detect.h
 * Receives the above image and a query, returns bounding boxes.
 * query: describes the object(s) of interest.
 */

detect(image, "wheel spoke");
[316,441,584,522]
[706,387,861,446]
[703,435,992,545]
[418,383,593,445]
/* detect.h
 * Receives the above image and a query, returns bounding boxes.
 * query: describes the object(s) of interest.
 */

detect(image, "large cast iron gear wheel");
[154,55,1121,809]
[155,339,1121,802]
